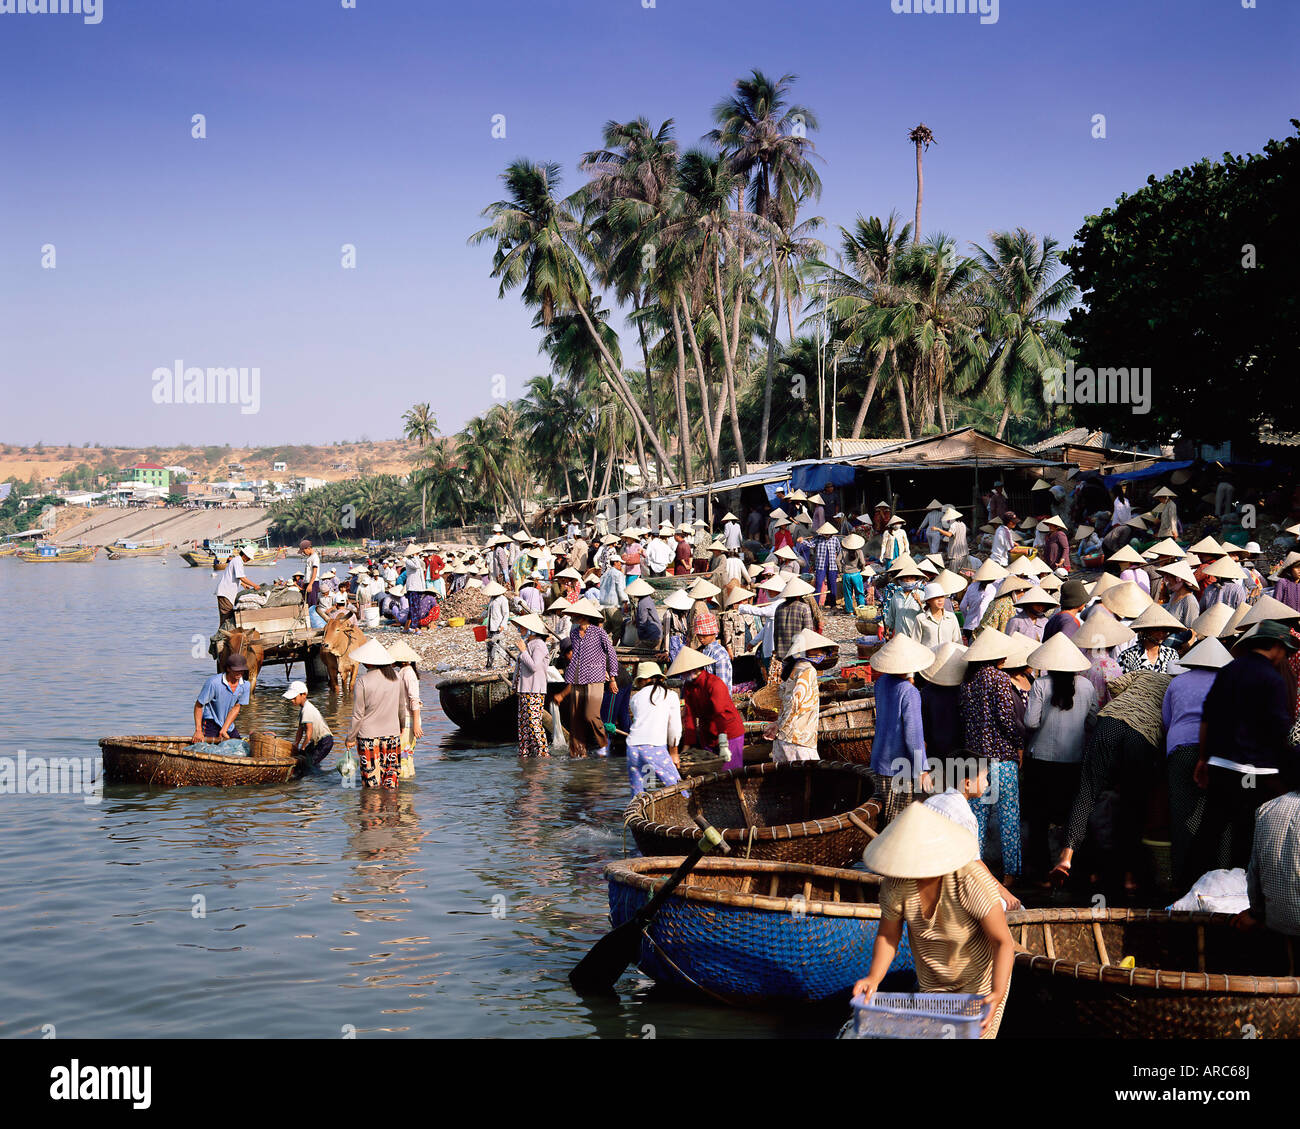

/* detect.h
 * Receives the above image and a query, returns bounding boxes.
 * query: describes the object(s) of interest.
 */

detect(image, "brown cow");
[219,628,265,693]
[321,617,366,694]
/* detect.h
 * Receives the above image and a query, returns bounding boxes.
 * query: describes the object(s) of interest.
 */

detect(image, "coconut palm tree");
[968,229,1078,438]
[469,159,676,482]
[818,213,914,439]
[907,123,935,243]
[708,70,823,461]
[401,402,438,533]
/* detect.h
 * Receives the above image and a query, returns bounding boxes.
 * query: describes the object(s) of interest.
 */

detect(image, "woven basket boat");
[606,857,913,1004]
[1003,907,1300,1039]
[435,670,519,739]
[98,736,304,787]
[815,697,876,765]
[625,761,879,867]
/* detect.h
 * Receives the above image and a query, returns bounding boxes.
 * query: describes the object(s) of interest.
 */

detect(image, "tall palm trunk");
[711,250,748,474]
[849,351,886,438]
[893,362,912,442]
[914,139,924,243]
[995,398,1013,439]
[677,284,721,480]
[634,308,665,486]
[669,301,694,487]
[758,238,784,462]
[571,302,676,483]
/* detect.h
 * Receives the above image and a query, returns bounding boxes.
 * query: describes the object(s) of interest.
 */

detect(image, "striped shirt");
[774,599,815,661]
[564,624,618,684]
[1247,792,1300,937]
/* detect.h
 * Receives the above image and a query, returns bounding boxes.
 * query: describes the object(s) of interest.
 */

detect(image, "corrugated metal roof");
[1023,428,1106,453]
[825,437,908,457]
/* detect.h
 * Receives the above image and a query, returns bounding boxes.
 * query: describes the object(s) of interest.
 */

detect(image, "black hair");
[940,751,985,788]
[378,665,398,681]
[1049,670,1077,711]
[647,676,667,704]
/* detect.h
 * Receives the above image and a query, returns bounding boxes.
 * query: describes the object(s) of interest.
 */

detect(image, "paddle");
[569,812,731,995]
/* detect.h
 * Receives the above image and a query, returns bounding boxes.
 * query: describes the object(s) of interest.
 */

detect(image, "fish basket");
[249,731,295,759]
[849,992,987,1039]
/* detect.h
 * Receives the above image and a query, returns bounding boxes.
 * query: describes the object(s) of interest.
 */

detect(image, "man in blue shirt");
[192,654,251,743]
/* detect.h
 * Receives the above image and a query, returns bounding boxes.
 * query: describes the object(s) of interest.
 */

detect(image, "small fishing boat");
[16,542,97,563]
[181,538,283,569]
[1003,907,1300,1039]
[98,735,304,787]
[435,670,519,739]
[605,856,913,1004]
[105,538,168,559]
[816,697,876,765]
[0,543,16,558]
[625,760,879,867]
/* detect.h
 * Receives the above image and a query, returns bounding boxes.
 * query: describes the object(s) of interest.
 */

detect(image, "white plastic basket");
[849,992,988,1039]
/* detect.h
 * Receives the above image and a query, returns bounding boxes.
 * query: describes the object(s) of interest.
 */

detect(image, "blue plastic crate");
[848,992,987,1039]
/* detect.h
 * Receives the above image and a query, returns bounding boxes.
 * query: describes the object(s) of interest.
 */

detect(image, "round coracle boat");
[98,735,303,787]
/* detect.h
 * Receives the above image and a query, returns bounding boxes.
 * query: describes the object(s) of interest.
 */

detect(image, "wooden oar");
[569,812,731,995]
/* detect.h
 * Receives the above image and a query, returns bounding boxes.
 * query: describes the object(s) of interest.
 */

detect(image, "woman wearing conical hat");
[344,640,412,790]
[670,646,746,772]
[869,633,937,827]
[765,629,838,763]
[853,804,1017,1039]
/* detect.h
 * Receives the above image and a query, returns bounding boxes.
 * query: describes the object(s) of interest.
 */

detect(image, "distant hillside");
[0,439,424,485]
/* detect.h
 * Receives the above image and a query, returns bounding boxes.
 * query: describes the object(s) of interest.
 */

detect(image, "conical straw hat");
[1128,603,1185,632]
[996,574,1033,598]
[665,646,716,677]
[781,576,816,598]
[724,586,755,607]
[1100,580,1153,619]
[1026,556,1052,577]
[1153,486,1177,499]
[721,512,739,522]
[1107,544,1147,565]
[1003,633,1039,669]
[1237,594,1300,628]
[566,598,605,620]
[888,553,920,574]
[842,533,865,550]
[1202,556,1247,581]
[1076,607,1135,651]
[349,639,394,666]
[972,559,1007,584]
[925,499,943,511]
[1008,557,1037,577]
[934,568,968,596]
[1015,585,1059,607]
[1028,632,1091,673]
[1157,560,1199,589]
[816,522,839,536]
[482,580,507,597]
[1224,602,1251,636]
[664,588,694,610]
[1188,536,1226,556]
[1038,573,1063,592]
[863,802,978,879]
[385,639,422,664]
[869,633,936,676]
[624,578,655,598]
[963,627,1015,663]
[1178,636,1233,670]
[1146,538,1186,559]
[1031,478,1051,492]
[1190,602,1235,639]
[757,575,788,594]
[1273,551,1300,574]
[686,578,721,600]
[1073,524,1095,541]
[1089,572,1121,599]
[787,628,839,657]
[919,642,968,687]
[546,596,572,612]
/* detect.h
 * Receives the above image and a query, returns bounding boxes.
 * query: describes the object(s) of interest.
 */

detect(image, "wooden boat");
[1002,907,1300,1039]
[182,540,283,569]
[105,538,167,559]
[605,856,913,1004]
[98,735,304,787]
[624,760,879,867]
[17,542,97,562]
[0,543,16,557]
[436,670,521,740]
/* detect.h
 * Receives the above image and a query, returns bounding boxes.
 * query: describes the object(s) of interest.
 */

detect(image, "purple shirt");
[565,624,618,685]
[1161,668,1217,754]
[518,585,544,615]
[1043,610,1082,642]
[1275,578,1300,613]
[871,673,926,779]
[1005,612,1047,643]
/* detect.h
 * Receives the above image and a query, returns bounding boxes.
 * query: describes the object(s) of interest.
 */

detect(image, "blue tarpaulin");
[790,464,859,492]
[1101,460,1194,484]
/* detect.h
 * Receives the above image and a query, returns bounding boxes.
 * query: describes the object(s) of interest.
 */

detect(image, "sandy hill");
[0,440,422,485]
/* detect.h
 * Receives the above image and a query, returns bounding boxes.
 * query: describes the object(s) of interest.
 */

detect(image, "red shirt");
[774,528,794,552]
[674,540,694,575]
[680,671,745,747]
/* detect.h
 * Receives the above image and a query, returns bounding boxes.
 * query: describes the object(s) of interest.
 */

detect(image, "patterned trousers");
[871,771,920,829]
[359,735,401,789]
[627,744,680,795]
[973,760,1022,878]
[517,692,549,758]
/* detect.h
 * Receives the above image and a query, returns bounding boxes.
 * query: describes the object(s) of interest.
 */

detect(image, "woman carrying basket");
[853,803,1016,1038]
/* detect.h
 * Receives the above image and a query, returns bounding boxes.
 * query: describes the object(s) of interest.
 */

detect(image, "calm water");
[0,557,836,1038]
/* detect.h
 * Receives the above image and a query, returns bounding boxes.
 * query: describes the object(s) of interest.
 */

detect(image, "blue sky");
[0,0,1295,447]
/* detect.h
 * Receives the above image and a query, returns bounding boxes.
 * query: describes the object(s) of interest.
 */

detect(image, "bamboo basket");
[248,731,296,760]
[98,736,304,788]
[625,761,879,866]
[1003,907,1300,1039]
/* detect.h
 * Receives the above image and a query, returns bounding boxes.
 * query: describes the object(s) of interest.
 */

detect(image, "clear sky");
[1,0,1295,447]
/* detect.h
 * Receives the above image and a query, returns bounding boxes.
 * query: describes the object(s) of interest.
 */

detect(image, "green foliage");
[1062,122,1299,444]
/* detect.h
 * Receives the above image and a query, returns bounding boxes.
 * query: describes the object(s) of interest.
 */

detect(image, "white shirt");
[627,685,683,748]
[723,521,742,550]
[215,556,246,601]
[907,608,961,648]
[403,556,425,592]
[486,594,510,632]
[299,700,332,740]
[643,538,672,575]
[305,550,321,582]
[1111,497,1132,527]
[990,525,1016,566]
